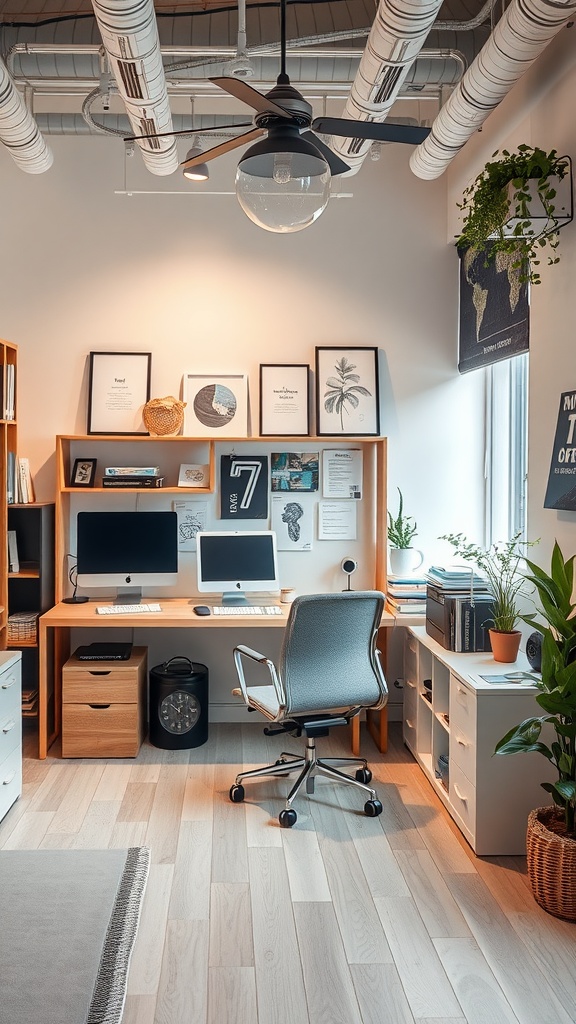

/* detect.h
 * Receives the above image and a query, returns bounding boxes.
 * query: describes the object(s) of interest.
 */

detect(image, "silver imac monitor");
[76,511,178,600]
[196,530,279,605]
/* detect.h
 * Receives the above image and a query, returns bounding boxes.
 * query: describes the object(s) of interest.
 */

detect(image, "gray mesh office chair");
[230,591,388,828]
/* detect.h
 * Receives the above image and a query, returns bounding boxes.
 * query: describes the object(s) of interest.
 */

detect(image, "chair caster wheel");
[356,768,372,784]
[364,799,383,817]
[229,784,245,803]
[279,808,297,828]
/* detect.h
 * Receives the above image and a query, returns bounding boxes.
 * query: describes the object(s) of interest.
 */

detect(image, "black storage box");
[426,586,493,652]
[149,656,209,749]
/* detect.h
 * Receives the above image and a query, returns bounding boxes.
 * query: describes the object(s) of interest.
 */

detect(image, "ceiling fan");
[126,0,431,232]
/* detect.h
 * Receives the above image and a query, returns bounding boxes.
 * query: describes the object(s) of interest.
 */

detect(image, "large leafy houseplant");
[458,145,570,285]
[495,542,576,838]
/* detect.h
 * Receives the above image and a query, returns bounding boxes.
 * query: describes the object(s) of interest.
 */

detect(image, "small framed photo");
[71,458,97,488]
[178,463,209,488]
[182,373,248,438]
[87,351,151,435]
[315,346,380,436]
[259,364,310,436]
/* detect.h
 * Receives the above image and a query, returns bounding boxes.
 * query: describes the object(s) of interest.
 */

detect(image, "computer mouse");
[193,605,211,616]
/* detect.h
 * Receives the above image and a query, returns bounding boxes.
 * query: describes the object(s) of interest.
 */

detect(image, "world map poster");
[458,243,529,373]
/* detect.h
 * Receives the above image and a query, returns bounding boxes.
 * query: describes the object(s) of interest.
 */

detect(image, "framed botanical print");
[315,347,380,436]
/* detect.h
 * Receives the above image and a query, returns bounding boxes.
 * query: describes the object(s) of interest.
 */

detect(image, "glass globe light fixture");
[235,129,331,233]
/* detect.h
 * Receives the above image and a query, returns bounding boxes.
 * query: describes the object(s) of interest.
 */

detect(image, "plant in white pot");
[387,489,423,576]
[495,542,576,920]
[440,531,532,662]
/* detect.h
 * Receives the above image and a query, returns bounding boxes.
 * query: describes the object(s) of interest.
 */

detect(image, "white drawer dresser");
[403,626,551,856]
[0,651,22,823]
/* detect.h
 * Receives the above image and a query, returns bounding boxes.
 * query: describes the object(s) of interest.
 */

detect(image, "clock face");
[159,689,201,734]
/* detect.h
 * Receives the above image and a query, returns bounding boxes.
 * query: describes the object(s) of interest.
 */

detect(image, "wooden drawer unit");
[0,652,22,822]
[62,647,147,758]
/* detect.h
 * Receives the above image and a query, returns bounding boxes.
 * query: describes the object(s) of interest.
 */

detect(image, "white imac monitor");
[196,530,279,605]
[76,511,178,601]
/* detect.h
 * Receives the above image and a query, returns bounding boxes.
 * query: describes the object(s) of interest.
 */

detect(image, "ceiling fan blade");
[180,127,265,169]
[311,117,431,146]
[301,131,350,176]
[125,122,253,143]
[209,76,296,120]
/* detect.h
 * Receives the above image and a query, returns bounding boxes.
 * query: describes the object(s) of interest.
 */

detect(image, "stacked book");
[386,575,427,614]
[22,687,39,717]
[102,466,164,488]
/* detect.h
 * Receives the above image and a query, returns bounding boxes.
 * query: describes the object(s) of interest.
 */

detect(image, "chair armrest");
[233,645,285,708]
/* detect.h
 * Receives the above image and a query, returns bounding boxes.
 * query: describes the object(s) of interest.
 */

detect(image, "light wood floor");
[3,722,576,1024]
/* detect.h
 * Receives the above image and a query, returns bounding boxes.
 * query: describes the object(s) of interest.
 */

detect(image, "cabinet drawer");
[403,679,418,752]
[449,761,476,841]
[450,723,476,785]
[62,702,144,758]
[0,710,21,763]
[450,677,477,742]
[0,745,22,821]
[0,662,21,719]
[63,647,147,703]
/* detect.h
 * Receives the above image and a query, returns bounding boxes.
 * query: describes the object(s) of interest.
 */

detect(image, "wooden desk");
[38,600,419,759]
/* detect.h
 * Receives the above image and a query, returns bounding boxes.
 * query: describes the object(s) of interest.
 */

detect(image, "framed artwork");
[259,363,310,436]
[544,389,576,509]
[182,373,248,438]
[71,458,97,487]
[87,351,151,435]
[315,347,380,436]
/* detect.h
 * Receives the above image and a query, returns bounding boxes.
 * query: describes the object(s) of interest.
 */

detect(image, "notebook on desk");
[75,642,133,662]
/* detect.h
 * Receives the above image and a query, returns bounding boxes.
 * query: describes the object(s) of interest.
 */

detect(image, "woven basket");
[143,396,186,436]
[526,806,576,921]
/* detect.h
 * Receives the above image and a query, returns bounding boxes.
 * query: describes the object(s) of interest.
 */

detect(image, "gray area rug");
[0,846,150,1024]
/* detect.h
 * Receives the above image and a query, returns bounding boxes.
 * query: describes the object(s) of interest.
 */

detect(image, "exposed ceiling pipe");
[0,55,52,173]
[328,0,451,174]
[410,0,576,179]
[90,0,177,175]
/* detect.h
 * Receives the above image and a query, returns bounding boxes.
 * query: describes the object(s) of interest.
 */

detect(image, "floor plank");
[8,722,575,1024]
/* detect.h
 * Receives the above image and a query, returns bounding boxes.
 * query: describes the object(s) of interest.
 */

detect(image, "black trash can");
[149,656,209,750]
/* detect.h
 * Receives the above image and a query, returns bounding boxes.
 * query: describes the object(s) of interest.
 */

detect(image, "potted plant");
[440,531,532,662]
[387,488,423,575]
[458,145,570,285]
[495,542,576,920]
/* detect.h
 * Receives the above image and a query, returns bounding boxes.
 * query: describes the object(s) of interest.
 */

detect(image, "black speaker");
[526,631,542,672]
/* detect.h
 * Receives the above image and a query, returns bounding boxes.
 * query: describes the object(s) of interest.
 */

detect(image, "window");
[485,353,528,544]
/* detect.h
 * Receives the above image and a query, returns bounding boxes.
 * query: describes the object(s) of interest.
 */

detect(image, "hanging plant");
[457,145,570,285]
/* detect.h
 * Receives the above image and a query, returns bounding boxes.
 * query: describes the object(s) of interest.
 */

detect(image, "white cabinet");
[0,650,22,822]
[403,626,551,856]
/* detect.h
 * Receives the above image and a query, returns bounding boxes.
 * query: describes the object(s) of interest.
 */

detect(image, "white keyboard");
[212,605,283,616]
[96,603,162,615]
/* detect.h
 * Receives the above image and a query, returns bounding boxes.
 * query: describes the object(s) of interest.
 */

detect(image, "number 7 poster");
[220,455,269,519]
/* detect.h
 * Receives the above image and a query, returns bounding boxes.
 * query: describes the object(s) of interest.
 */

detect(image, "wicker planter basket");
[143,396,186,436]
[526,806,576,921]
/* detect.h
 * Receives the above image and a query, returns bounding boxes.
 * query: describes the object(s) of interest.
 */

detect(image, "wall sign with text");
[544,389,576,510]
[220,455,268,519]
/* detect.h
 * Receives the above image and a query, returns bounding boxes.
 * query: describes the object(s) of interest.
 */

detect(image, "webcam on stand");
[341,557,358,591]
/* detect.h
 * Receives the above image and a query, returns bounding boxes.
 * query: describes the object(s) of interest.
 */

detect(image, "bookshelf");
[7,503,55,718]
[0,338,17,652]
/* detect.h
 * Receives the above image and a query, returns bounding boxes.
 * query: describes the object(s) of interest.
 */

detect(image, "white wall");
[1,129,486,715]
[446,26,576,577]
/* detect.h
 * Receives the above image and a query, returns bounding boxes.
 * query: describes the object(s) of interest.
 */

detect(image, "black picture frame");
[87,351,151,435]
[315,346,380,436]
[259,363,311,437]
[71,458,97,488]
